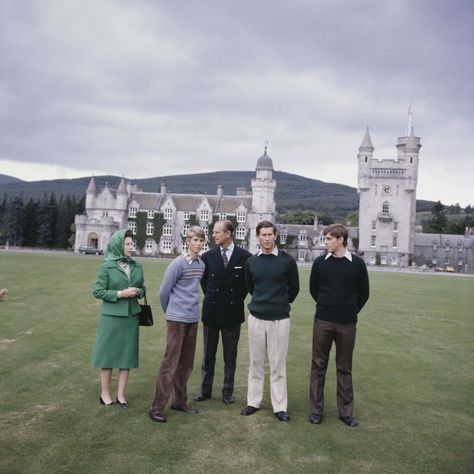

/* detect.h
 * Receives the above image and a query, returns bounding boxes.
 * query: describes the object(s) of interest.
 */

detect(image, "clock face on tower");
[382,185,391,195]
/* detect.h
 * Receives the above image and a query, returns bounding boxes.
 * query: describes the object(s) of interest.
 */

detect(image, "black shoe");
[170,404,198,414]
[241,405,259,416]
[149,409,167,423]
[223,395,234,404]
[340,416,358,427]
[193,393,211,402]
[309,413,322,424]
[274,411,290,422]
[99,396,114,406]
[116,398,129,408]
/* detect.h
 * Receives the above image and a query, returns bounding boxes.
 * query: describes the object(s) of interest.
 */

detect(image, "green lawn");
[0,252,473,474]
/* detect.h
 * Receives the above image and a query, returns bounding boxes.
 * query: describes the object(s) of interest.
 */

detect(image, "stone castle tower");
[357,125,421,267]
[247,146,277,251]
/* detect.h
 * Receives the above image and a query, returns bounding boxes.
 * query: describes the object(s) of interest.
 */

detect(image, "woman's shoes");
[116,398,129,408]
[99,396,115,406]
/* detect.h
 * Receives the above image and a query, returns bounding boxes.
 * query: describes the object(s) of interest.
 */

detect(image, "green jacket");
[93,260,146,317]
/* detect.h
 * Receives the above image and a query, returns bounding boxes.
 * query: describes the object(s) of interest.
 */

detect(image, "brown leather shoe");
[170,404,198,414]
[149,409,167,423]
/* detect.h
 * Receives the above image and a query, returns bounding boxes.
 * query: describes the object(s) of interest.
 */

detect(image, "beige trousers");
[247,313,291,413]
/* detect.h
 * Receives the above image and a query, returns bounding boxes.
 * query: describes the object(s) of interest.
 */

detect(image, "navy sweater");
[245,250,300,320]
[309,253,369,324]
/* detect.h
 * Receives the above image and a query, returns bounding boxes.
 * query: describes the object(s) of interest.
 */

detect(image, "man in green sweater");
[241,220,299,422]
[309,223,369,428]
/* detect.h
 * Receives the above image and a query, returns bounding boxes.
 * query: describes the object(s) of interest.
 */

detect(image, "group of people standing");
[91,220,369,427]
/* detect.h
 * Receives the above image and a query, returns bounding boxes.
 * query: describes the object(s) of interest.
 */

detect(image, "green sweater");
[245,250,300,320]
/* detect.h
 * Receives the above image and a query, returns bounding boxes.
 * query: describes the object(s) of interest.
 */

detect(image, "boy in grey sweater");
[149,226,205,423]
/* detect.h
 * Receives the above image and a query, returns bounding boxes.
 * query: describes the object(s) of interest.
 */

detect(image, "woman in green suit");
[91,229,146,407]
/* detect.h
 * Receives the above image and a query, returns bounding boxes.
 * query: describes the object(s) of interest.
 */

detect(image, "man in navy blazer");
[194,220,252,404]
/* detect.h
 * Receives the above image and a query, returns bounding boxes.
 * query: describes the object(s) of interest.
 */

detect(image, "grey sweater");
[159,255,205,323]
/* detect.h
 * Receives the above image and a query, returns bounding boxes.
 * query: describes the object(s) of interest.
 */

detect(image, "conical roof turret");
[359,127,374,152]
[117,176,127,194]
[86,176,97,195]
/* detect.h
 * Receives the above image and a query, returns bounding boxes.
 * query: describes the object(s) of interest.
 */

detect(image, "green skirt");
[91,313,139,369]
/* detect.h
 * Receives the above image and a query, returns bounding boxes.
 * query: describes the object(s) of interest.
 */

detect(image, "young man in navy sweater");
[309,223,369,427]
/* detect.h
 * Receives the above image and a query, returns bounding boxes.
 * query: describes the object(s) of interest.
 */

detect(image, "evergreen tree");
[430,201,448,233]
[4,196,25,246]
[23,198,39,246]
[37,194,54,247]
[0,194,7,244]
[55,195,72,248]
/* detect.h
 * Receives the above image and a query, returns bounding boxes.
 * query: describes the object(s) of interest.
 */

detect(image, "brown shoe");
[170,404,198,414]
[149,409,167,423]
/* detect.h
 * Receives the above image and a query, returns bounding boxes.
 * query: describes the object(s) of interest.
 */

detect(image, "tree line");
[0,194,85,248]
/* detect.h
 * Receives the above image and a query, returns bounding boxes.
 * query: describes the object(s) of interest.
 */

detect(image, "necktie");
[221,247,229,268]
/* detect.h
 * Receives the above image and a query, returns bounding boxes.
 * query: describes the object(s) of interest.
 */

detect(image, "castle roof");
[405,127,419,152]
[86,176,97,195]
[131,192,163,210]
[117,177,127,194]
[256,149,274,170]
[359,127,374,152]
[216,196,252,213]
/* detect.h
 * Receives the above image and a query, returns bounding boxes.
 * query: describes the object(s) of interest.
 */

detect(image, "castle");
[74,128,473,272]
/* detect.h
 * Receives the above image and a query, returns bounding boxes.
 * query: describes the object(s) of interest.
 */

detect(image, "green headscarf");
[104,229,135,264]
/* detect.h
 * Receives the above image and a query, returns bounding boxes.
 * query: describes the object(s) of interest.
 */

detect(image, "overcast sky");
[1,0,473,206]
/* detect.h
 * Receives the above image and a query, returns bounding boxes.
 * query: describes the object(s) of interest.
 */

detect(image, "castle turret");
[85,176,97,209]
[116,176,128,211]
[357,127,374,191]
[248,146,277,251]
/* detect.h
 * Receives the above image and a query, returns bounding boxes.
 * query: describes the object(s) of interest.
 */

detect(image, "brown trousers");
[150,320,198,413]
[309,319,356,417]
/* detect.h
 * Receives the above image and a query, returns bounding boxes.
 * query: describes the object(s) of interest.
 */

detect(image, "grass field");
[0,251,473,474]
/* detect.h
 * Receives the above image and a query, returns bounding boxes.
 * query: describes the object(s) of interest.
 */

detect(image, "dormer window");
[200,209,209,221]
[164,208,173,220]
[237,211,246,223]
[129,207,137,218]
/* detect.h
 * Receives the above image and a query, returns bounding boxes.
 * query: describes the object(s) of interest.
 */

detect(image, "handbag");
[139,296,154,327]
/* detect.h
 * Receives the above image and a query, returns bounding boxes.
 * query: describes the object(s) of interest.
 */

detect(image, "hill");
[0,170,435,218]
[0,174,24,184]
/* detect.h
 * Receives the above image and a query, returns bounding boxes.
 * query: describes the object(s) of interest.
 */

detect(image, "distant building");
[74,129,474,272]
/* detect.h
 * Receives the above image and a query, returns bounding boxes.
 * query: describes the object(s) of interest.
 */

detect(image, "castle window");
[432,241,438,250]
[371,221,377,231]
[180,241,187,254]
[128,221,137,234]
[365,156,367,163]
[458,243,464,253]
[129,207,137,218]
[237,211,246,223]
[164,208,173,220]
[382,202,390,214]
[393,221,399,232]
[146,223,154,236]
[299,233,307,244]
[236,227,246,240]
[392,236,398,248]
[200,209,209,221]
[381,255,387,265]
[445,256,450,265]
[445,241,451,251]
[369,255,376,264]
[391,255,398,266]
[219,213,227,220]
[410,157,413,164]
[183,211,190,221]
[145,240,153,251]
[280,233,287,245]
[458,258,463,266]
[319,235,325,245]
[148,210,154,219]
[371,236,376,248]
[202,242,209,253]
[182,224,190,237]
[298,251,306,261]
[162,240,172,253]
[102,211,108,217]
[163,224,172,236]
[432,257,437,265]
[204,226,209,237]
